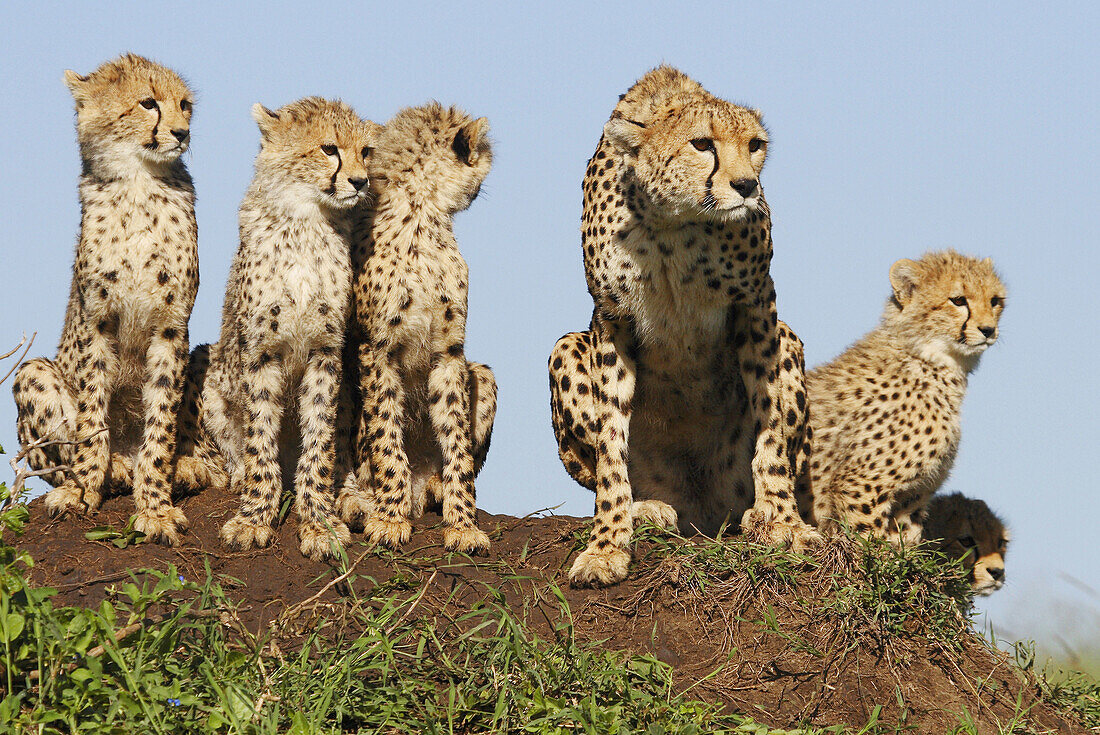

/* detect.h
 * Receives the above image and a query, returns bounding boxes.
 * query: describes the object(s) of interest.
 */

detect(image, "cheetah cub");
[340,103,497,554]
[808,250,1006,545]
[924,492,1009,596]
[13,54,212,544]
[549,66,820,587]
[203,98,381,561]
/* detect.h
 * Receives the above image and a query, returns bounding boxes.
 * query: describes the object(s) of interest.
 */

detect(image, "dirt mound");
[16,486,1087,734]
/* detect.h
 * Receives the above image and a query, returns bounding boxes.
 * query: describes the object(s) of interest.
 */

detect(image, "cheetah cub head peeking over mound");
[924,493,1009,595]
[65,53,193,171]
[885,250,1005,372]
[250,97,378,212]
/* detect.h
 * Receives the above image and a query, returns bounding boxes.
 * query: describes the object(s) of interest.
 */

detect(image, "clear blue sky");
[1,1,1097,655]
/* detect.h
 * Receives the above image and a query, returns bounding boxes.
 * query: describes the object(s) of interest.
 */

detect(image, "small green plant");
[85,518,149,549]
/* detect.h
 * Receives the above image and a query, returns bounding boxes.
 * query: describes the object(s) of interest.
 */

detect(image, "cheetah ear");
[454,117,489,166]
[64,70,90,102]
[889,259,921,306]
[251,103,281,139]
[981,257,994,267]
[604,117,646,156]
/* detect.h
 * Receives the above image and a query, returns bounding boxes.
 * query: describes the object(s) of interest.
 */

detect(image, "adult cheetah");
[339,103,497,554]
[808,251,1006,546]
[204,97,380,560]
[12,54,215,544]
[549,66,820,587]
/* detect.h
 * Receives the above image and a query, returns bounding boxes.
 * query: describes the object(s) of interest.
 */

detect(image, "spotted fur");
[12,54,212,544]
[204,97,381,561]
[340,103,496,554]
[549,66,820,587]
[808,251,1006,546]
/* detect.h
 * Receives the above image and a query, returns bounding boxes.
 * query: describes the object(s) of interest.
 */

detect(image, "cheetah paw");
[220,515,275,551]
[298,517,352,561]
[45,483,102,517]
[175,457,228,492]
[741,508,823,553]
[335,489,375,532]
[363,516,412,548]
[443,525,491,555]
[133,506,189,546]
[631,500,678,530]
[569,545,631,588]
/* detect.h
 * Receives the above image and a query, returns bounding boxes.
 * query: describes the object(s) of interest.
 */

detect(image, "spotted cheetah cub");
[203,98,381,560]
[808,251,1006,545]
[12,54,213,544]
[549,66,819,587]
[924,492,1009,595]
[340,103,496,554]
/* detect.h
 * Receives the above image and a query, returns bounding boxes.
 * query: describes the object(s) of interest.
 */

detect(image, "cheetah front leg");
[733,295,821,552]
[44,324,115,516]
[220,350,286,551]
[359,343,415,547]
[131,325,190,545]
[428,348,490,555]
[569,316,637,587]
[293,345,350,561]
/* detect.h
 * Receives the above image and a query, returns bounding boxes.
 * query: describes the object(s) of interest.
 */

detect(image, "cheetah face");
[888,252,1006,367]
[603,99,768,223]
[65,54,194,167]
[942,517,1009,596]
[370,103,492,216]
[925,492,1009,595]
[251,98,382,211]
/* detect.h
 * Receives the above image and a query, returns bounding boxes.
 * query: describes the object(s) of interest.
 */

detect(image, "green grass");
[2,484,1096,734]
[1,482,852,735]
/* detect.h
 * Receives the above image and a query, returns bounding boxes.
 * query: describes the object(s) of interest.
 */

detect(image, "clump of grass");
[1009,640,1100,729]
[626,521,974,647]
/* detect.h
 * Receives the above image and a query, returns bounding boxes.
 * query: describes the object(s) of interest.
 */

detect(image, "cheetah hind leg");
[631,499,678,530]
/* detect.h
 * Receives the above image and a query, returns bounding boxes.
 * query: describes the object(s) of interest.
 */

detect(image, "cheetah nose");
[988,567,1004,581]
[731,178,758,198]
[349,177,369,191]
[171,128,189,143]
[978,326,996,339]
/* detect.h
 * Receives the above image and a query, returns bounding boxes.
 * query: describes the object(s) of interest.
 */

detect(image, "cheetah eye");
[990,296,1003,308]
[361,146,373,159]
[139,98,157,110]
[180,99,192,113]
[321,144,338,156]
[748,138,765,153]
[959,536,977,549]
[690,138,714,152]
[950,296,968,307]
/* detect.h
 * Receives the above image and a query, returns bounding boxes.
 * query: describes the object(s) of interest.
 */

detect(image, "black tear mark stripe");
[148,104,162,150]
[958,303,971,344]
[329,150,343,195]
[703,147,720,207]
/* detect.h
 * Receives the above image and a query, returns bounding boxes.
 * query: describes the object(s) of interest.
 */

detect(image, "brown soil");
[16,486,1087,734]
